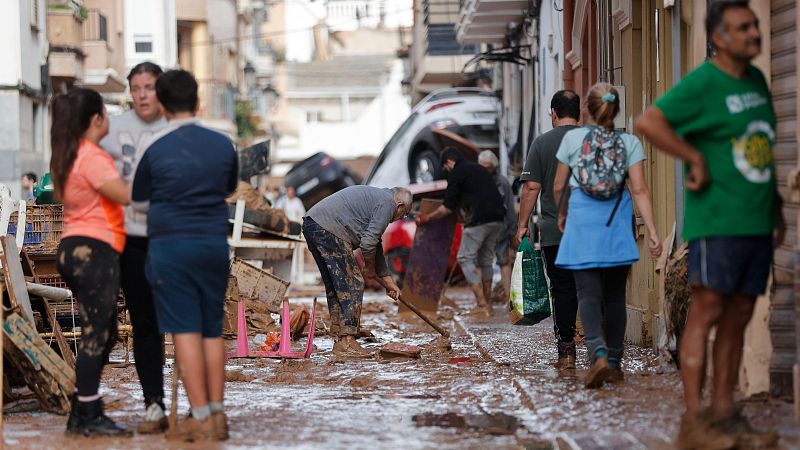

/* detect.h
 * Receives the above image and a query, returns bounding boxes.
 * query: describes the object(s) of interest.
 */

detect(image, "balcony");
[411,0,477,93]
[455,0,529,45]
[47,8,83,48]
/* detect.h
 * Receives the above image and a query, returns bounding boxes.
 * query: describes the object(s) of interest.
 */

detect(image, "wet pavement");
[4,288,800,449]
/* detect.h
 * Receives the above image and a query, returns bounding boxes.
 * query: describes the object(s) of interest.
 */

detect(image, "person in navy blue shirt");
[132,69,237,442]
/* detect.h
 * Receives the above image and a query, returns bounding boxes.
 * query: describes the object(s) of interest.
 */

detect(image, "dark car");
[283,152,362,209]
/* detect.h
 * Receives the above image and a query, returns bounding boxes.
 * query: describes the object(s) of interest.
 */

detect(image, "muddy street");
[4,288,799,450]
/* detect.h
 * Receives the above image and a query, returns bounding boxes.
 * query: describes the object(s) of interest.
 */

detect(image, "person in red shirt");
[50,88,131,437]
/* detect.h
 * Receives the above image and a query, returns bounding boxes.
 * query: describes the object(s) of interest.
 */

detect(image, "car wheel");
[411,149,441,184]
[385,247,410,288]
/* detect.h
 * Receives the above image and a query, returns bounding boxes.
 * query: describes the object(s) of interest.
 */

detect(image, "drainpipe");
[562,0,574,90]
[671,0,684,242]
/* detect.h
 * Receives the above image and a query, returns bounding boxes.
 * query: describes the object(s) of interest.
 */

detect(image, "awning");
[455,0,531,45]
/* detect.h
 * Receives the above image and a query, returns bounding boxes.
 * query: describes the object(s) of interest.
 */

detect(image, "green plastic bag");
[508,237,552,325]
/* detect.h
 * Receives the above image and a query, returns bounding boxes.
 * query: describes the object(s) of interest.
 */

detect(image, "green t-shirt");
[654,61,777,241]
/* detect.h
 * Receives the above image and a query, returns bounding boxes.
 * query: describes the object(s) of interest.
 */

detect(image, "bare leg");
[173,333,208,409]
[500,263,512,300]
[710,294,755,418]
[680,287,725,412]
[203,337,226,404]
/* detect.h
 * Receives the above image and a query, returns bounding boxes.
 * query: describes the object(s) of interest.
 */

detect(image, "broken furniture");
[2,235,75,414]
[229,199,307,285]
[225,257,315,358]
[229,297,317,359]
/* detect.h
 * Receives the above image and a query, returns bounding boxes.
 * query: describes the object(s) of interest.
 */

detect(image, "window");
[134,34,154,53]
[135,41,153,53]
[306,111,324,123]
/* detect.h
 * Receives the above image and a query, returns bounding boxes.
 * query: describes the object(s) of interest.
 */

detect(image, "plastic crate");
[8,204,63,245]
[230,258,290,313]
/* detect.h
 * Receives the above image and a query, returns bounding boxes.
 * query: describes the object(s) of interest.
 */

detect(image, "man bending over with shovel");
[303,185,412,357]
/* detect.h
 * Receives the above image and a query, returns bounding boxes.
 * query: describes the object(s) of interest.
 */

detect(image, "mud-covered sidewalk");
[4,288,799,449]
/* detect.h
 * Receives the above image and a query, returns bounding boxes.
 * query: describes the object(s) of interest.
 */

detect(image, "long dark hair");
[49,88,105,200]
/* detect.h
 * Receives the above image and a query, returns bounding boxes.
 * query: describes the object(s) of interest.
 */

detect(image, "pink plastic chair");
[228,297,317,359]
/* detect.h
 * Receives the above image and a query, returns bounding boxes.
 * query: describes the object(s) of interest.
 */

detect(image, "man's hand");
[415,213,429,226]
[514,226,528,248]
[382,277,400,300]
[686,154,710,192]
[558,212,567,233]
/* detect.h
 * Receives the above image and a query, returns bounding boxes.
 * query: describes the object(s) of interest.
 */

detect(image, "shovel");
[395,293,450,338]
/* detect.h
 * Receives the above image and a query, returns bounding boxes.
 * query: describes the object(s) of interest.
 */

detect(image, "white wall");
[124,0,177,71]
[0,0,47,198]
[276,59,409,161]
[285,0,326,62]
[536,0,565,136]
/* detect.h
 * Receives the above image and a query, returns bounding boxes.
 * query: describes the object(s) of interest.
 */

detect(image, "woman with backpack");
[51,88,132,437]
[553,82,662,389]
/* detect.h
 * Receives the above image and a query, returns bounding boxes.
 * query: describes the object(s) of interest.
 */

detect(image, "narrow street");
[5,289,799,449]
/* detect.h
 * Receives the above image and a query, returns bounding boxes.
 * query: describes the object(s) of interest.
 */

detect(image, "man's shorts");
[145,237,230,337]
[688,235,772,297]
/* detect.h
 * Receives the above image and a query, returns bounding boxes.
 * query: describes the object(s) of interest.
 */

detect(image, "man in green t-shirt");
[636,1,782,449]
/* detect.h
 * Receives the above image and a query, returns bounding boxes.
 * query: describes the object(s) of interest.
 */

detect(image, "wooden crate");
[230,257,290,313]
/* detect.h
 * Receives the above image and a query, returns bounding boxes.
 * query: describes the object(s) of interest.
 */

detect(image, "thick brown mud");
[4,289,799,449]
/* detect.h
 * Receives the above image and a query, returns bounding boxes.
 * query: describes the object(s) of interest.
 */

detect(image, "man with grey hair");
[477,150,516,302]
[303,185,411,357]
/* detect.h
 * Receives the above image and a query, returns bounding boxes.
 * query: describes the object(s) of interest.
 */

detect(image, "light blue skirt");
[555,188,639,270]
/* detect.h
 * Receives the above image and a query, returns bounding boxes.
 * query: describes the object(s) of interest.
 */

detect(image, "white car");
[365,88,501,187]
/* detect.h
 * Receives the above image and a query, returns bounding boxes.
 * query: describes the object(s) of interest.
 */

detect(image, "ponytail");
[585,83,620,131]
[49,88,104,200]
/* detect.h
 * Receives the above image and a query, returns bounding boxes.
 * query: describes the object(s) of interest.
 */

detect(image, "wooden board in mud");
[400,199,456,313]
[2,311,74,414]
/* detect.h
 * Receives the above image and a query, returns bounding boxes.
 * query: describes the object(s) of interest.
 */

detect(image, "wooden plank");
[399,199,457,313]
[40,297,76,368]
[2,312,74,414]
[1,236,35,324]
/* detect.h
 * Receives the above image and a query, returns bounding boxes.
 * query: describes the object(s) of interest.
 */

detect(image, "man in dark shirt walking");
[417,148,506,315]
[516,90,581,371]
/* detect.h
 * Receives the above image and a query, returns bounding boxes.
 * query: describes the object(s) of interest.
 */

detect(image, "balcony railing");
[82,9,107,42]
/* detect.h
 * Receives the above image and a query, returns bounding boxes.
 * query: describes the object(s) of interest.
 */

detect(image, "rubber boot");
[68,398,132,437]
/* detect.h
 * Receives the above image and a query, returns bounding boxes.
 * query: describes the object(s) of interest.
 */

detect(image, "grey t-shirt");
[100,110,167,237]
[306,185,394,276]
[520,125,579,246]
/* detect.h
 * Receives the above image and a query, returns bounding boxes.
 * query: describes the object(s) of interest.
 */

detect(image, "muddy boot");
[67,398,132,437]
[138,401,168,434]
[166,415,215,442]
[211,411,229,441]
[584,355,612,389]
[468,283,492,316]
[711,407,778,449]
[556,341,576,371]
[332,335,373,359]
[676,409,736,450]
[607,368,625,383]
